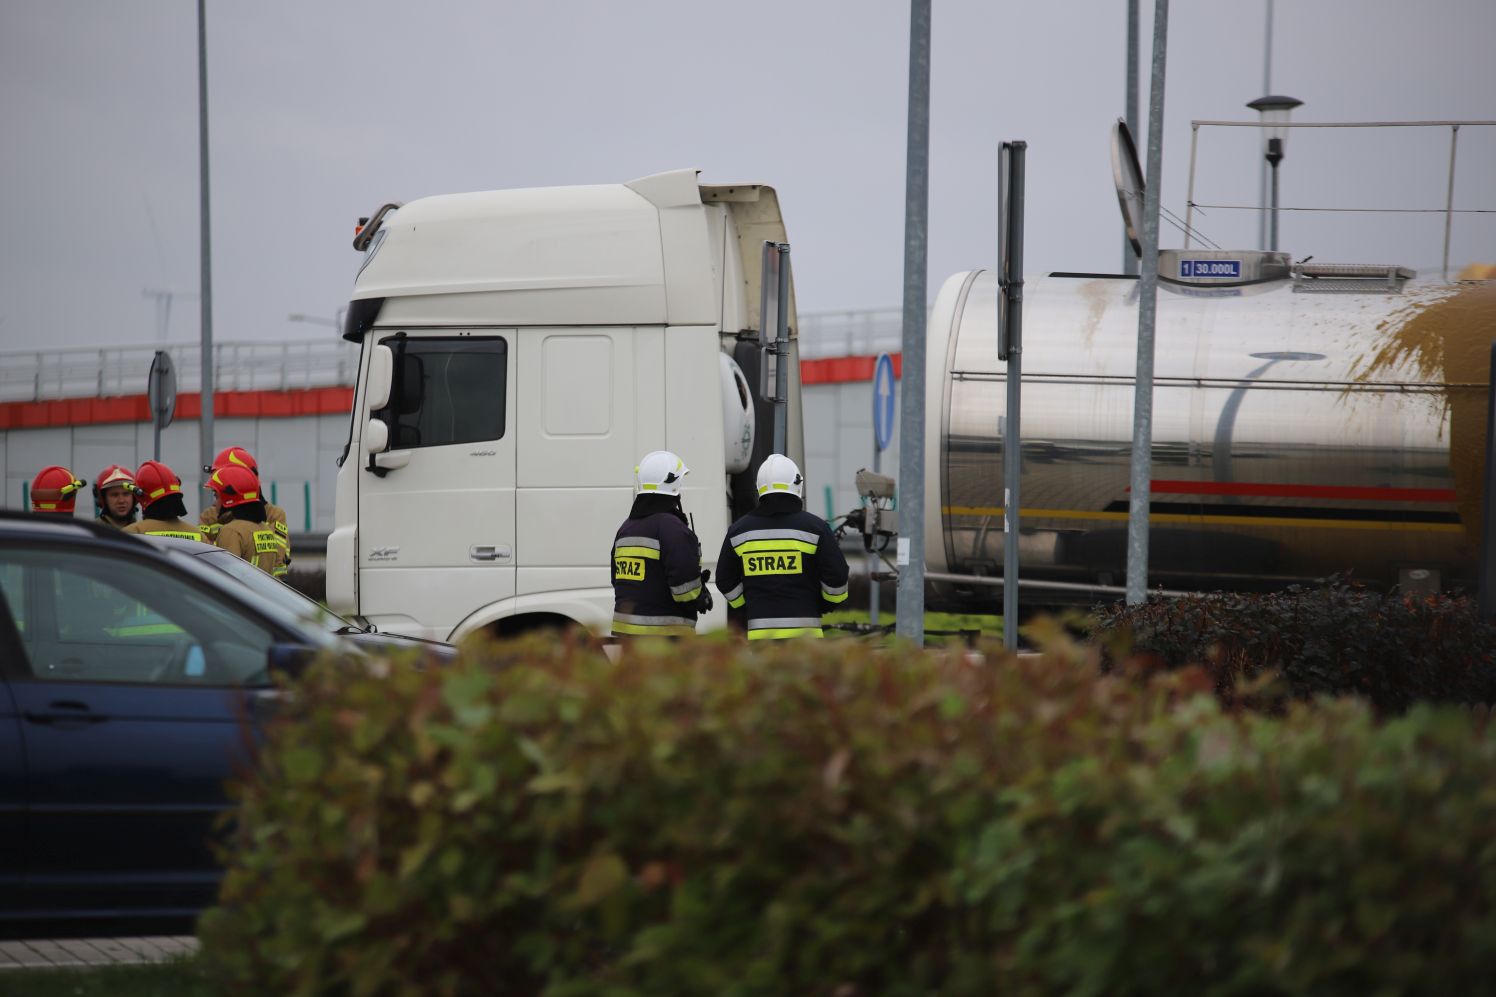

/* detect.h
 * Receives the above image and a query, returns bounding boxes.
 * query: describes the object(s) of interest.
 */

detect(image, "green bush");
[1091,580,1496,712]
[200,635,1496,996]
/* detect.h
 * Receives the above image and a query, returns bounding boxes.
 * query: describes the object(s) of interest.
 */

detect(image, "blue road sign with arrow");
[873,352,896,451]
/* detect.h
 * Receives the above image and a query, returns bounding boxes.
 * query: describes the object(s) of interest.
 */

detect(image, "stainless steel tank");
[922,263,1496,597]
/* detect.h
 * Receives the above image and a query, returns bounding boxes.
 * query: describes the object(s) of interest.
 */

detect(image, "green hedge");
[200,636,1496,995]
[1090,581,1496,712]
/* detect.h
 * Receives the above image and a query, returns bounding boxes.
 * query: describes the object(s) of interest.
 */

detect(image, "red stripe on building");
[1145,479,1457,503]
[800,353,902,385]
[0,387,356,430]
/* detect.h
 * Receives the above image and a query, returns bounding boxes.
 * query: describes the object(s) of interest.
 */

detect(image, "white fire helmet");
[635,450,689,496]
[755,453,804,499]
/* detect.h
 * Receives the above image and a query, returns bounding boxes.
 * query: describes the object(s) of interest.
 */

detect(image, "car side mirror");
[266,642,319,678]
[366,344,394,411]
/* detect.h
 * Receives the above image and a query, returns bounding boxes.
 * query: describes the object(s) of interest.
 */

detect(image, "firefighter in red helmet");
[30,466,86,518]
[207,464,288,576]
[199,446,290,559]
[93,464,139,529]
[123,461,204,540]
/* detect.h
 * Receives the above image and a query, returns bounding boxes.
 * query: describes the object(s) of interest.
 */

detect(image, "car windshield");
[186,548,357,635]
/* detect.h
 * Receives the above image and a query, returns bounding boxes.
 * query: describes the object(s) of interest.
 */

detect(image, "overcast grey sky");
[2,0,1492,351]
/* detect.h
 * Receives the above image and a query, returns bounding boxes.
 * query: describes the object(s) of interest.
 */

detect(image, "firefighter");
[610,450,712,637]
[93,464,139,529]
[29,466,86,518]
[123,461,205,540]
[207,464,289,577]
[199,447,290,557]
[714,454,850,639]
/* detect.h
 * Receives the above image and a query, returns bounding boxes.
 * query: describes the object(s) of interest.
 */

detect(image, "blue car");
[0,511,447,938]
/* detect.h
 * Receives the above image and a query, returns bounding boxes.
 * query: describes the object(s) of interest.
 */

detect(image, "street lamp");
[1247,94,1303,252]
[288,306,347,332]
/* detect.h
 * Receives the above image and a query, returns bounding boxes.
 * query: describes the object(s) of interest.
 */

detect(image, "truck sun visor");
[342,298,385,343]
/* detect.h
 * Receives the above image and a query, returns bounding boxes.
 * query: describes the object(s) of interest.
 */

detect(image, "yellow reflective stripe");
[611,621,695,636]
[273,520,289,536]
[272,566,289,576]
[822,589,850,604]
[747,628,824,640]
[148,530,204,541]
[614,556,646,580]
[671,586,703,603]
[733,539,818,555]
[146,484,182,500]
[728,595,746,609]
[614,546,661,560]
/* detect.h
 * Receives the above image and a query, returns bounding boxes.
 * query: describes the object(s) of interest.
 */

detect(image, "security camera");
[855,468,896,501]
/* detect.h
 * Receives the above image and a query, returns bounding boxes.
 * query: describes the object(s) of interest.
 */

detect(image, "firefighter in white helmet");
[609,450,712,637]
[713,454,850,639]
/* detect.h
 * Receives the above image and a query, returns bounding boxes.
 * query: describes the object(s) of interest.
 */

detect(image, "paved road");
[0,937,197,969]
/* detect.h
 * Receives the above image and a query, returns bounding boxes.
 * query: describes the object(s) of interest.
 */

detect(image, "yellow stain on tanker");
[1350,278,1496,547]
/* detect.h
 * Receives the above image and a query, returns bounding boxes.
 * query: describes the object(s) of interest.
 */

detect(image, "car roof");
[0,508,154,546]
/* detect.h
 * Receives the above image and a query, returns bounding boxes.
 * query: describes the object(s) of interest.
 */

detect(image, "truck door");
[358,330,517,640]
[514,327,658,625]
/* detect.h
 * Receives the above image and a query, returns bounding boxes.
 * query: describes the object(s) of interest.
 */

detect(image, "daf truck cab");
[327,170,804,642]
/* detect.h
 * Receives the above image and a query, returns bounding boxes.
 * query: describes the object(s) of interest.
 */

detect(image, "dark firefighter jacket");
[714,494,850,639]
[610,499,705,637]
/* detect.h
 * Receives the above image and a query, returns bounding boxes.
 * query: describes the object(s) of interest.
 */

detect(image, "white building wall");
[802,380,900,524]
[3,387,895,531]
[3,317,902,530]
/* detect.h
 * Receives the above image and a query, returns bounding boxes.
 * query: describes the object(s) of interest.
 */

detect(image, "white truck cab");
[326,170,803,641]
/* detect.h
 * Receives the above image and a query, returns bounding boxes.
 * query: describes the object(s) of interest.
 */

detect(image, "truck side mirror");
[364,418,389,454]
[366,344,394,411]
[393,354,424,415]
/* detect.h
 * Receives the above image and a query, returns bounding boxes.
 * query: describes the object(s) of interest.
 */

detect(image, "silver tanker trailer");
[920,257,1496,601]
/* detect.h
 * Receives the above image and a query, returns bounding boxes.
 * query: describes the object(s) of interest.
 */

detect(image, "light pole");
[288,308,346,332]
[1247,94,1302,252]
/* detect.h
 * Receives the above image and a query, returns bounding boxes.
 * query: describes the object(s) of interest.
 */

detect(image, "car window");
[186,547,353,634]
[0,562,23,636]
[0,545,281,687]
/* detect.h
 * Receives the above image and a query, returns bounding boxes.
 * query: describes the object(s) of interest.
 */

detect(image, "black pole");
[1269,159,1280,251]
[1000,142,1026,652]
[1479,343,1496,617]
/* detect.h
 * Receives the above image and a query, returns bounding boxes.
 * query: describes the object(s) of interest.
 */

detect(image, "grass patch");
[0,955,213,997]
[824,608,1003,639]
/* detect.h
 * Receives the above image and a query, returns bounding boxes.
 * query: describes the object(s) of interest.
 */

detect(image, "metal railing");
[798,308,904,359]
[1182,119,1496,281]
[0,338,361,403]
[1,314,910,405]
